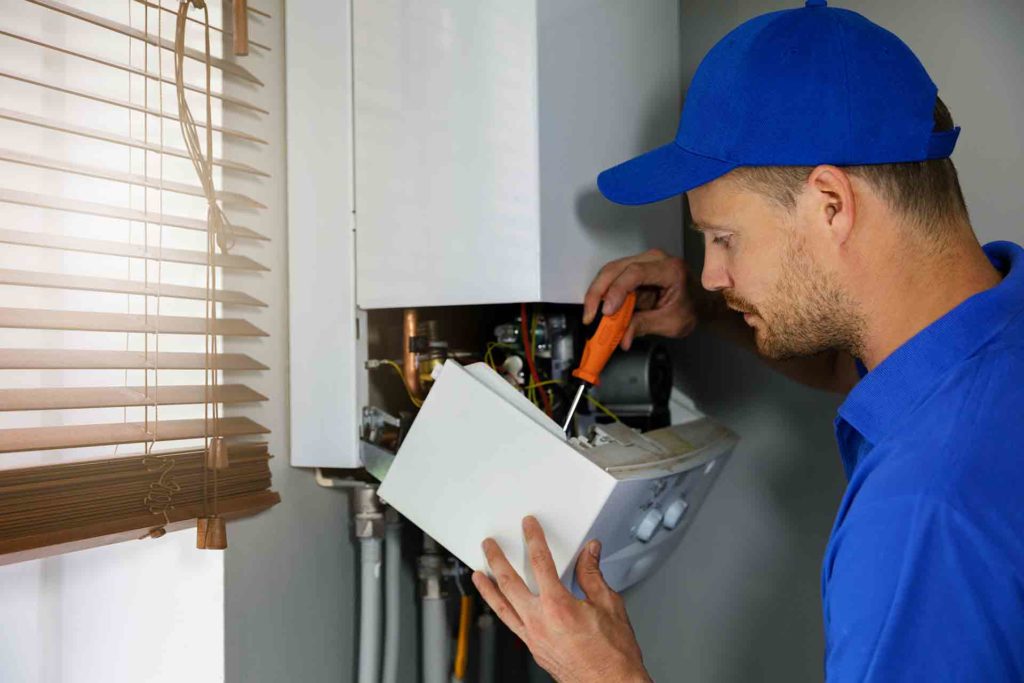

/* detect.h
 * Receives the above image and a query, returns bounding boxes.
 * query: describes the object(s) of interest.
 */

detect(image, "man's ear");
[806,165,856,246]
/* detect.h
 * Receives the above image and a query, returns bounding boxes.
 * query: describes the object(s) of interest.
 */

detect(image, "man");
[471,1,1024,681]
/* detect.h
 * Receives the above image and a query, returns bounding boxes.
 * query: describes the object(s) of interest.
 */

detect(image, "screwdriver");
[561,291,637,433]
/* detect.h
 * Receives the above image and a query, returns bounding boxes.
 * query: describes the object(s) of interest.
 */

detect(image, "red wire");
[520,302,552,417]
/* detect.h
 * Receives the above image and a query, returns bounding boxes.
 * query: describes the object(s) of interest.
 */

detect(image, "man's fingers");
[621,318,640,351]
[602,259,686,318]
[583,250,668,324]
[574,540,617,610]
[472,571,527,641]
[584,257,632,325]
[522,516,567,597]
[482,537,534,613]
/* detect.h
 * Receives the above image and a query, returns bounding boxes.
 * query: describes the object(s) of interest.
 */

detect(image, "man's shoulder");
[863,343,1024,540]
[933,340,1024,429]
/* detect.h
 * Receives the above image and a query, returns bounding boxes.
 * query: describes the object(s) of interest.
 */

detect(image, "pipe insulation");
[478,610,496,683]
[382,517,402,683]
[422,596,449,683]
[358,537,383,683]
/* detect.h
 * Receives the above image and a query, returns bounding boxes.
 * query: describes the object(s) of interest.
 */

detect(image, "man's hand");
[472,516,651,683]
[583,248,697,350]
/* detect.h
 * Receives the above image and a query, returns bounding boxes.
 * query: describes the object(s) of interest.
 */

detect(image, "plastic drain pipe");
[382,509,402,683]
[354,487,384,683]
[419,536,449,683]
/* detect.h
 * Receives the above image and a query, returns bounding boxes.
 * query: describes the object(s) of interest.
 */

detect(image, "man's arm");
[584,249,860,394]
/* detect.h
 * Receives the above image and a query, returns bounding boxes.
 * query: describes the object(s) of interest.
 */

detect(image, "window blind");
[0,0,279,563]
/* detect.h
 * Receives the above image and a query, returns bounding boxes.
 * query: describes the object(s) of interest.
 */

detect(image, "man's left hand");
[472,516,651,683]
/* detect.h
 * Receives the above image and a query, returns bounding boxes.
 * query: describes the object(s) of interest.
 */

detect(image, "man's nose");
[701,254,731,292]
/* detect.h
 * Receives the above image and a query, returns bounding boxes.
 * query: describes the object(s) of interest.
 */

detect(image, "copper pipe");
[402,309,422,400]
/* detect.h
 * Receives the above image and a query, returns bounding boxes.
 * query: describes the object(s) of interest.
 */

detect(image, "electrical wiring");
[584,394,621,423]
[528,312,539,407]
[379,360,424,408]
[520,303,552,417]
[524,379,561,391]
[523,379,622,423]
[483,341,516,371]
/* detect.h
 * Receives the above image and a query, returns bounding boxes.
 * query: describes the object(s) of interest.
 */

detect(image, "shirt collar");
[838,241,1024,444]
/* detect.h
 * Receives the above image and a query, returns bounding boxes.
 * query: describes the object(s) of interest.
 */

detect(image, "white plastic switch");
[635,508,664,543]
[663,498,689,530]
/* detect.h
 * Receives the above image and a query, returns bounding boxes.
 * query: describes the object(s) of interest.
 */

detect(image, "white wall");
[0,531,224,683]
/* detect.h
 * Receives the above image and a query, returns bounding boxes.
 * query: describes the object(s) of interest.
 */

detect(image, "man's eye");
[712,233,732,248]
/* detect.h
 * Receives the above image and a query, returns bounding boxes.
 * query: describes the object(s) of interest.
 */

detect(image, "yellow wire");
[484,342,516,371]
[528,313,540,407]
[585,394,621,423]
[523,379,622,423]
[382,360,424,408]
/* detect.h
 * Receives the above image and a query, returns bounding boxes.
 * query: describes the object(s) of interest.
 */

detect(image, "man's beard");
[724,237,865,361]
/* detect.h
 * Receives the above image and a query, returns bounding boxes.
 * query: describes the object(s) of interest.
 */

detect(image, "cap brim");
[597,142,738,206]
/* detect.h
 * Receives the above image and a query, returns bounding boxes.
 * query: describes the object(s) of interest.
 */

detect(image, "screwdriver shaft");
[562,384,586,433]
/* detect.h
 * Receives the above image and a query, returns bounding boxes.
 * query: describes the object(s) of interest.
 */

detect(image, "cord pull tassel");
[206,436,229,470]
[197,516,227,549]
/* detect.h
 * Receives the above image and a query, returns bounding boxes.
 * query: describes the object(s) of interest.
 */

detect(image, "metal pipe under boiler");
[420,536,449,683]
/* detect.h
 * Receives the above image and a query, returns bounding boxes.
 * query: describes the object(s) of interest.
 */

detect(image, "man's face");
[687,173,863,360]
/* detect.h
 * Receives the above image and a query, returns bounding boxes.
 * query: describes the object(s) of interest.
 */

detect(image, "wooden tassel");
[196,516,227,549]
[233,0,249,56]
[206,436,229,470]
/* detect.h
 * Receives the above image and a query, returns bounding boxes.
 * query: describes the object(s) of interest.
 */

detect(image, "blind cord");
[176,0,232,544]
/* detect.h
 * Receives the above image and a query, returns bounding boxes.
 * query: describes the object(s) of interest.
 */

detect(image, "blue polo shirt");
[823,241,1024,682]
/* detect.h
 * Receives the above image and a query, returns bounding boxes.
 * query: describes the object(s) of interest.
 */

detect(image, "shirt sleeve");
[823,495,1024,682]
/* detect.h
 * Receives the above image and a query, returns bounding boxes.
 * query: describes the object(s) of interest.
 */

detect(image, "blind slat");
[133,0,272,52]
[0,384,268,411]
[0,442,268,486]
[25,0,264,85]
[0,349,267,370]
[0,187,269,241]
[0,490,281,565]
[0,267,266,307]
[0,416,270,454]
[0,147,265,209]
[0,228,270,271]
[0,29,269,115]
[0,69,267,145]
[0,307,268,336]
[0,108,270,178]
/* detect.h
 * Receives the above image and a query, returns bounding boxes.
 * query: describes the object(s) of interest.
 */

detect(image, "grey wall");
[220,3,362,681]
[623,2,1024,682]
[219,2,1024,683]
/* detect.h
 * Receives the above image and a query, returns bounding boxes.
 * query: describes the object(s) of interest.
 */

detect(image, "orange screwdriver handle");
[572,291,637,386]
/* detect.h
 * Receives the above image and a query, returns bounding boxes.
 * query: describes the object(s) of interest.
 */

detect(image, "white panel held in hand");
[378,361,617,593]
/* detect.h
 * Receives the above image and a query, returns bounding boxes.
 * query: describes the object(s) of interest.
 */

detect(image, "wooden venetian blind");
[0,0,279,564]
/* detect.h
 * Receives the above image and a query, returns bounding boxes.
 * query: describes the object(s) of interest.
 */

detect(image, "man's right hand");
[583,249,698,350]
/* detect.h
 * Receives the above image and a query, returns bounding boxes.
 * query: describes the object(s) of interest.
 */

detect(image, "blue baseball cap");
[597,0,961,206]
